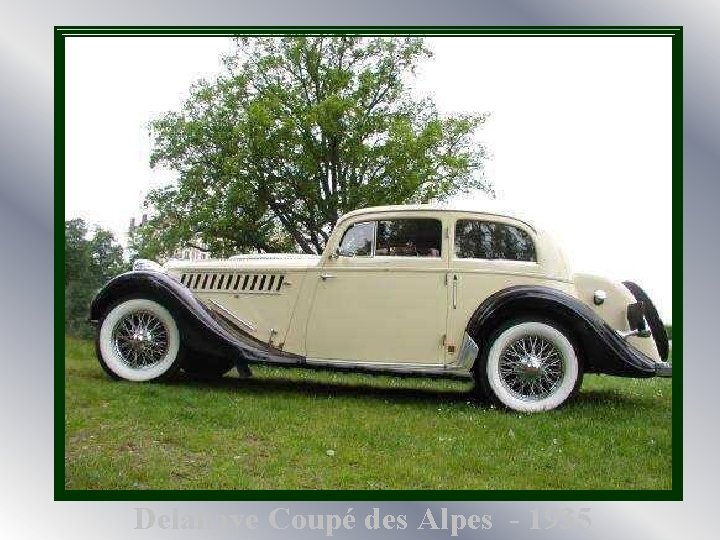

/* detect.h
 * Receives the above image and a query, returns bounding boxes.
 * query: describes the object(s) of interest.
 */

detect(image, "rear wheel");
[96,298,182,381]
[476,320,583,412]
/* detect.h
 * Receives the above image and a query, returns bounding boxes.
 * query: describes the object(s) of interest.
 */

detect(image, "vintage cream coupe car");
[90,204,671,412]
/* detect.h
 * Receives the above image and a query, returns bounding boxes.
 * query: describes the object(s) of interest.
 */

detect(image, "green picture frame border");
[55,25,682,502]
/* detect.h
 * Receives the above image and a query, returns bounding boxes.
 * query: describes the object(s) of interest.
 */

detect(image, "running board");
[246,356,474,380]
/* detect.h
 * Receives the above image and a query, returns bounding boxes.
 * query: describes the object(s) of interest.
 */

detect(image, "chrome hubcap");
[498,335,565,400]
[112,310,169,369]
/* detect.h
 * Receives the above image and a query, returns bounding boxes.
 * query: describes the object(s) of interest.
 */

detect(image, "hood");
[165,252,322,272]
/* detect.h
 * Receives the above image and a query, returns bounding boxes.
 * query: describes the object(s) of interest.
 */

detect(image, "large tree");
[65,219,128,337]
[137,37,490,258]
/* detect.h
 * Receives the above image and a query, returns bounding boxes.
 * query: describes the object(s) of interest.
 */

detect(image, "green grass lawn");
[64,336,673,491]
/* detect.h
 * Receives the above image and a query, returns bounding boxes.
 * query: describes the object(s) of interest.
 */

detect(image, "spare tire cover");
[622,281,669,361]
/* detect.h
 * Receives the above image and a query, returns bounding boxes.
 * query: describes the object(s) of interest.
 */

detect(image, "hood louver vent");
[179,272,285,294]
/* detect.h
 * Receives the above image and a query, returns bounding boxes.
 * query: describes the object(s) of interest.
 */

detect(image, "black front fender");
[90,271,302,368]
[466,285,658,378]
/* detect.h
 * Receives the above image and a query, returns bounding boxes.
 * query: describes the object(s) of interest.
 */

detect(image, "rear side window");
[455,220,536,261]
[376,219,442,257]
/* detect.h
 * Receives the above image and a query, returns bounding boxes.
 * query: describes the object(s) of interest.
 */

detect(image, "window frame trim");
[373,217,444,259]
[451,217,539,263]
[337,217,445,259]
[337,220,377,258]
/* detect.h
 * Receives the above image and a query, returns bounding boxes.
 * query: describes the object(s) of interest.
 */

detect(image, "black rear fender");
[466,285,657,378]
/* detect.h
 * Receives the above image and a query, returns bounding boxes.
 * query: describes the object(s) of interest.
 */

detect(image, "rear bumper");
[610,340,673,378]
[617,300,671,378]
[655,361,673,377]
[608,335,673,378]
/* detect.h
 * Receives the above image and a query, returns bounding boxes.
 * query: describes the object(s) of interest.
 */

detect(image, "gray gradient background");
[0,0,712,538]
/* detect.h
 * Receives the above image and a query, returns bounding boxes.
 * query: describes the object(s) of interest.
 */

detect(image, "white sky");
[65,36,672,321]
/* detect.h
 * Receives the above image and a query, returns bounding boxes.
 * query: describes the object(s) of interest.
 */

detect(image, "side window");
[338,221,374,257]
[455,220,536,261]
[376,219,442,257]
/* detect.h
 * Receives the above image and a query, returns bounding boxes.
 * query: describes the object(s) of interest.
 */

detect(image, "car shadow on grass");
[76,365,661,411]
[158,372,657,411]
[571,389,658,409]
[170,372,480,406]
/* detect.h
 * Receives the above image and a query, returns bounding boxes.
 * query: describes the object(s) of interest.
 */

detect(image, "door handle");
[320,273,336,281]
[452,274,458,309]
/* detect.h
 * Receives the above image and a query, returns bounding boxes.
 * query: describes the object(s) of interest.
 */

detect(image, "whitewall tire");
[479,320,582,412]
[97,298,182,382]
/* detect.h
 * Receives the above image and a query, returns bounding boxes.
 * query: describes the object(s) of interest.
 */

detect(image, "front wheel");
[96,297,182,381]
[476,320,582,412]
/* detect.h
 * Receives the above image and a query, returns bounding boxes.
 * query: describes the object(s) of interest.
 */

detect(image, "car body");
[90,204,671,412]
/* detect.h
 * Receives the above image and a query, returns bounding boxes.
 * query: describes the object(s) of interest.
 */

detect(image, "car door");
[446,215,547,357]
[305,216,449,364]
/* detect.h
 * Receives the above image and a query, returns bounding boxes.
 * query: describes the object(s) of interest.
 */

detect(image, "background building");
[129,214,210,261]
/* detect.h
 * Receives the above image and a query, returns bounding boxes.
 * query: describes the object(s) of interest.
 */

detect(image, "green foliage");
[65,219,128,338]
[66,336,671,490]
[137,37,490,258]
[665,325,672,340]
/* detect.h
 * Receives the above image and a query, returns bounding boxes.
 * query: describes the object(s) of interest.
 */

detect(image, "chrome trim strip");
[450,267,570,283]
[308,265,569,283]
[317,266,451,273]
[198,289,283,295]
[304,353,477,378]
[306,358,444,370]
[207,299,255,332]
[305,357,474,377]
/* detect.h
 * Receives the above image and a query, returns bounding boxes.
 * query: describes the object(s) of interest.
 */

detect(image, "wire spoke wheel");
[110,308,170,370]
[481,320,581,412]
[100,299,230,383]
[98,298,182,382]
[498,334,565,400]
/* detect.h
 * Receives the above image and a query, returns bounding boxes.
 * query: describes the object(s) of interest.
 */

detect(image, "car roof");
[341,202,538,231]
